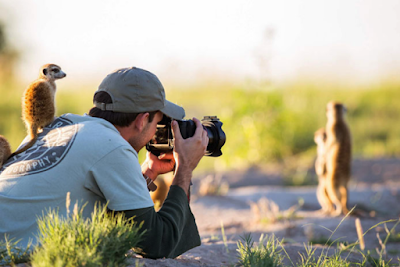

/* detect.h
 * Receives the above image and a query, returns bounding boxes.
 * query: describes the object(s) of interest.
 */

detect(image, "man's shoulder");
[61,114,134,154]
[61,113,114,128]
[60,114,120,136]
[0,114,134,178]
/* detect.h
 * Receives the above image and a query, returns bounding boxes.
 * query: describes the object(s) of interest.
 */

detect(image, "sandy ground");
[130,158,400,266]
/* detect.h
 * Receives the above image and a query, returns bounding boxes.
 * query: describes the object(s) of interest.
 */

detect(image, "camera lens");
[178,116,226,157]
[202,116,226,157]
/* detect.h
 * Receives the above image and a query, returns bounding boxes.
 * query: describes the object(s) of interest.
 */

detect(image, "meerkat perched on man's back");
[9,64,66,158]
[324,101,352,216]
[314,127,333,214]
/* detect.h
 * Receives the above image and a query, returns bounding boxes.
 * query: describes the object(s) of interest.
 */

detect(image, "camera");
[146,115,226,157]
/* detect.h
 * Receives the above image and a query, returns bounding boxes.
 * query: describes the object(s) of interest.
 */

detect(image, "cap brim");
[160,100,185,120]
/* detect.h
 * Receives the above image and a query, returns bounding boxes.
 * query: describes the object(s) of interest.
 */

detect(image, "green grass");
[237,234,284,267]
[233,211,400,267]
[32,203,144,267]
[296,245,357,267]
[234,226,399,267]
[308,236,336,246]
[0,202,145,267]
[0,237,31,266]
[2,212,400,266]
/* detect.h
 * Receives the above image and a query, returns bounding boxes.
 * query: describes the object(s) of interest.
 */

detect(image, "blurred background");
[1,0,400,183]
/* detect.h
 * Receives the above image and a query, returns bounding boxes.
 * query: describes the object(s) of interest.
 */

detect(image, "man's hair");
[89,91,158,127]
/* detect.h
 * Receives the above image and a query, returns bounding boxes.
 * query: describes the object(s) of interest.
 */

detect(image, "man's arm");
[129,117,208,258]
[114,185,200,259]
[170,118,209,195]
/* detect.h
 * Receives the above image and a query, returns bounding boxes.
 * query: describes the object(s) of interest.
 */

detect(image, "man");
[0,67,208,258]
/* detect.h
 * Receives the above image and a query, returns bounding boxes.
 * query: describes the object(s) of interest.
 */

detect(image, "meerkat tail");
[8,125,39,159]
[8,136,38,158]
[8,136,38,159]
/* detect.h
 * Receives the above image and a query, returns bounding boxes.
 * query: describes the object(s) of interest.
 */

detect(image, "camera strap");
[143,174,157,192]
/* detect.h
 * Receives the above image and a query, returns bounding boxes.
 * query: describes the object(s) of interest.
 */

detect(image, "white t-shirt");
[0,114,154,247]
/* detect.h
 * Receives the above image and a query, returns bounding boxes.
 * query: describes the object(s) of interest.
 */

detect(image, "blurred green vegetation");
[1,79,399,173]
[169,80,400,172]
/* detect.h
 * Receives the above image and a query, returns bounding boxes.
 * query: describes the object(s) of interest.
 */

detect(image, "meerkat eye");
[53,69,60,73]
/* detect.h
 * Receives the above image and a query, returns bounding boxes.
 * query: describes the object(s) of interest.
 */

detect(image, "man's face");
[143,111,164,144]
[130,111,163,152]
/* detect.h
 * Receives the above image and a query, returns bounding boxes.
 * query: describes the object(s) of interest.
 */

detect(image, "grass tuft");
[236,234,284,267]
[30,203,145,267]
[236,217,400,266]
[0,237,31,266]
[296,243,354,267]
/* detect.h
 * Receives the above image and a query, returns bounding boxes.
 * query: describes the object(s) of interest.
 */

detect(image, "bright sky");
[1,0,400,85]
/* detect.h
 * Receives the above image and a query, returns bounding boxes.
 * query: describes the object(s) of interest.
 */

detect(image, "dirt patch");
[131,158,400,266]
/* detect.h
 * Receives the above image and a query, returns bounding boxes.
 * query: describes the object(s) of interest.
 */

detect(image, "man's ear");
[134,113,150,132]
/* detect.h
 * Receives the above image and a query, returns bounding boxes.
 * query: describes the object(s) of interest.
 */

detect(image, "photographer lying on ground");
[0,67,208,258]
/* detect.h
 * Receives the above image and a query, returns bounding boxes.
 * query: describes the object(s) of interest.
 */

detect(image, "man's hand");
[141,152,175,181]
[171,117,209,195]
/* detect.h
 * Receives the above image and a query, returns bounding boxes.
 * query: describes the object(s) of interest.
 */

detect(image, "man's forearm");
[114,185,200,259]
[171,166,192,196]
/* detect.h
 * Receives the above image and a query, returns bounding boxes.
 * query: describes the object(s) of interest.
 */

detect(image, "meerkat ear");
[43,69,48,76]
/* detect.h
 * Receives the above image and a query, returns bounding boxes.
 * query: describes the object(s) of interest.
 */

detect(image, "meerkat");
[324,101,352,216]
[150,173,173,210]
[314,127,333,214]
[9,64,66,158]
[0,135,11,168]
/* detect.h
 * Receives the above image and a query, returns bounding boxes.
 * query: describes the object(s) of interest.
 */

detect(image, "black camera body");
[146,115,226,157]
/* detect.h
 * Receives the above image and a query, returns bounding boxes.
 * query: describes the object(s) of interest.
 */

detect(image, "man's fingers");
[191,117,208,153]
[171,120,183,141]
[202,128,209,143]
[172,118,208,155]
[158,153,174,160]
[201,128,209,153]
[147,151,158,160]
[192,117,205,137]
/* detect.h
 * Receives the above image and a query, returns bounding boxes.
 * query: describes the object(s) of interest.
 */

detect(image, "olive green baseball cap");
[94,67,185,120]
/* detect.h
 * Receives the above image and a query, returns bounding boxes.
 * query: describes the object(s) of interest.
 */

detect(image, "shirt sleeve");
[114,185,201,259]
[85,146,154,211]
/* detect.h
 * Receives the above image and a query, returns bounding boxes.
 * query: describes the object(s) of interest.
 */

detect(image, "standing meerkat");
[9,64,66,158]
[314,127,333,214]
[324,101,352,216]
[0,135,11,168]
